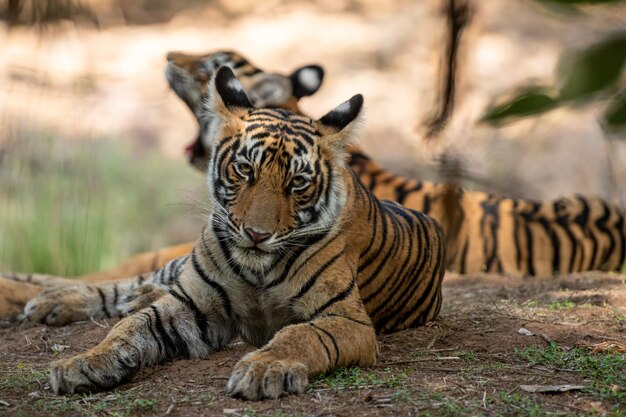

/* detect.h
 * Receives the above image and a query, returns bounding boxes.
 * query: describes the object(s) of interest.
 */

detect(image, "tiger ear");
[317,94,364,150]
[319,94,363,132]
[213,66,254,111]
[205,66,250,138]
[289,64,324,98]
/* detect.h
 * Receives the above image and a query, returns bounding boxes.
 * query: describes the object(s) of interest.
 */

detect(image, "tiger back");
[353,154,626,275]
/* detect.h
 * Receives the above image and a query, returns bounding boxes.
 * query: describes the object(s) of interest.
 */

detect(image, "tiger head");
[205,66,362,270]
[166,50,325,170]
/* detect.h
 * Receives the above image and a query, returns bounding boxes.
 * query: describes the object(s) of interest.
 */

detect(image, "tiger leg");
[227,315,377,400]
[50,289,233,394]
[24,256,188,326]
[0,243,193,321]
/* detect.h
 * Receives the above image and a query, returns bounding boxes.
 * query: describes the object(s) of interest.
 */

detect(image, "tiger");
[0,51,325,319]
[159,49,626,276]
[5,48,626,321]
[44,66,445,398]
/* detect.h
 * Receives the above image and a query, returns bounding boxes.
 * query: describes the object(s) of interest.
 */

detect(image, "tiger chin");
[47,66,445,400]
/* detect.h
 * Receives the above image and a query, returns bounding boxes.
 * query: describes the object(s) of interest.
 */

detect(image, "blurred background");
[1,0,625,276]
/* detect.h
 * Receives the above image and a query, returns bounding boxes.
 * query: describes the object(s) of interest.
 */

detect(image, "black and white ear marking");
[290,65,324,98]
[215,66,253,109]
[319,94,364,131]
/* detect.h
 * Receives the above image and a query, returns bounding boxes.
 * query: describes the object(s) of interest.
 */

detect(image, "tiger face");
[206,67,361,271]
[166,50,325,170]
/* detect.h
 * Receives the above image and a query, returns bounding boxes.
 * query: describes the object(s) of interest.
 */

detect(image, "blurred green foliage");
[536,0,626,13]
[482,32,626,134]
[604,94,626,131]
[481,88,559,124]
[0,133,202,276]
[557,36,626,101]
[539,0,624,4]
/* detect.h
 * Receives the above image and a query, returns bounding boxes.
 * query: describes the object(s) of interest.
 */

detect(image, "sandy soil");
[1,272,624,416]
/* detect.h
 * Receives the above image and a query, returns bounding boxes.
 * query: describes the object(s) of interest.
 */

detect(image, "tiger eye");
[235,161,253,177]
[291,175,309,189]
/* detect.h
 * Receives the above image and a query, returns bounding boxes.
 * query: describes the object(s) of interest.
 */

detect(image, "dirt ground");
[1,272,624,417]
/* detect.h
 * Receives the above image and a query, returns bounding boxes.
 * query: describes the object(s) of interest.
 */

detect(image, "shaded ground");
[1,273,624,416]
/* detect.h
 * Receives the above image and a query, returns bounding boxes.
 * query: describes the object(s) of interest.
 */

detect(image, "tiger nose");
[244,227,272,244]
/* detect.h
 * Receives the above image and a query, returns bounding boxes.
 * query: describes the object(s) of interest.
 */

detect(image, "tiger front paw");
[50,356,110,394]
[24,285,102,326]
[50,346,140,394]
[226,352,308,400]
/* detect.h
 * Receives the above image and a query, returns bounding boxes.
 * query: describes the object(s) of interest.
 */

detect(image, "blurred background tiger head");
[165,50,324,170]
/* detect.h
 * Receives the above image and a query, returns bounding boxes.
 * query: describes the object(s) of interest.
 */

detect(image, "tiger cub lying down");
[47,67,445,398]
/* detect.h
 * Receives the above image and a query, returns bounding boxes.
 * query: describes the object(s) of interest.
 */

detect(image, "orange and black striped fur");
[161,50,626,276]
[351,154,626,275]
[5,48,626,321]
[0,51,325,319]
[44,67,445,398]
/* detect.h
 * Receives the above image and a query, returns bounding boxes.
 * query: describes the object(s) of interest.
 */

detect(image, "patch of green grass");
[32,398,77,414]
[390,388,410,402]
[23,391,159,417]
[243,405,260,417]
[0,133,201,276]
[133,398,157,410]
[522,300,539,308]
[496,391,549,417]
[176,392,216,406]
[382,368,409,388]
[546,300,576,310]
[457,351,478,362]
[309,367,408,390]
[310,367,382,389]
[517,342,625,401]
[0,365,46,391]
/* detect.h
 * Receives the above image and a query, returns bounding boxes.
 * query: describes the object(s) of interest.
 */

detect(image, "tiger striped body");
[46,68,444,398]
[350,151,626,275]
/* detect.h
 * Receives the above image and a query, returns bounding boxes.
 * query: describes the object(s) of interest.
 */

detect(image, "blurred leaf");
[537,0,624,3]
[558,34,626,101]
[603,94,626,133]
[481,88,559,124]
[534,0,626,14]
